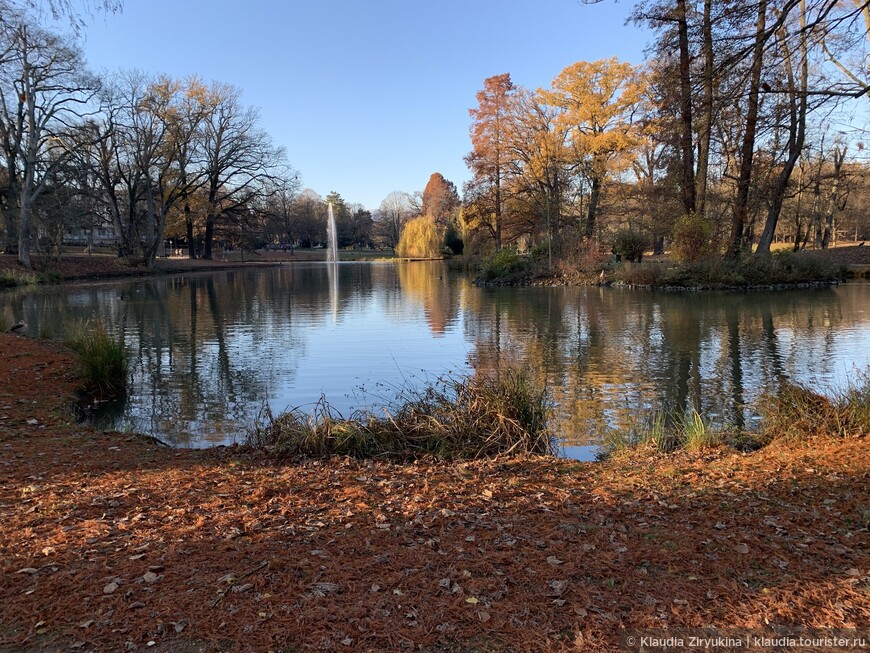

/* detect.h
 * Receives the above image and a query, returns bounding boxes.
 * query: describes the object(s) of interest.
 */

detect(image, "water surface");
[4,261,869,457]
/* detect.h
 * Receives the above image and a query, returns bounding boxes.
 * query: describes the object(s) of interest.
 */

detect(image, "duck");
[8,321,26,333]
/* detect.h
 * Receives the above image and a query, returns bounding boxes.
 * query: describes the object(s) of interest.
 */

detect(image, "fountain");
[326,202,339,263]
[326,202,339,322]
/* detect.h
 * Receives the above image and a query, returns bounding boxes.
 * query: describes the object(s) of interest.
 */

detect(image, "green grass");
[247,367,553,460]
[66,322,129,397]
[602,408,727,455]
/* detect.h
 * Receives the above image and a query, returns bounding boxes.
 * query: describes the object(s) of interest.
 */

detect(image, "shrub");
[396,216,442,259]
[480,248,530,282]
[612,260,668,286]
[554,233,611,278]
[671,213,713,264]
[37,268,62,284]
[444,222,464,255]
[248,367,553,460]
[611,229,648,263]
[66,322,128,397]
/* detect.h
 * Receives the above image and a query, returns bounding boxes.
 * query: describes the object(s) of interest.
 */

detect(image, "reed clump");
[0,269,40,288]
[602,409,734,457]
[759,378,870,441]
[248,367,553,460]
[66,322,128,397]
[602,375,869,460]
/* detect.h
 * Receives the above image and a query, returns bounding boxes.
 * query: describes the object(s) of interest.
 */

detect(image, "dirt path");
[0,334,867,652]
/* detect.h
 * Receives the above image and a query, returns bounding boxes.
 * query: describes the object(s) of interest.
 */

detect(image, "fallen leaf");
[735,543,750,554]
[103,581,119,595]
[465,597,479,604]
[16,567,38,575]
[547,556,564,566]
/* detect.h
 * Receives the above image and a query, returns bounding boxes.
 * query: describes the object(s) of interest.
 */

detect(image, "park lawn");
[0,333,867,652]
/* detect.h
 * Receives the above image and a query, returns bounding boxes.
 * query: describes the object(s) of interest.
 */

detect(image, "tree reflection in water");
[3,264,868,449]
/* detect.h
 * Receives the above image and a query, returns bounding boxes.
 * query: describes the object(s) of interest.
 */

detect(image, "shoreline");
[0,333,867,652]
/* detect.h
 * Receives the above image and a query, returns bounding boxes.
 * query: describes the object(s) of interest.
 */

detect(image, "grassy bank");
[475,247,849,289]
[612,251,846,289]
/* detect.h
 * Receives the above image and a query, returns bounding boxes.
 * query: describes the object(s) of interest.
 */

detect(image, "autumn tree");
[541,58,643,241]
[421,172,460,227]
[465,73,517,250]
[396,215,440,259]
[507,87,569,266]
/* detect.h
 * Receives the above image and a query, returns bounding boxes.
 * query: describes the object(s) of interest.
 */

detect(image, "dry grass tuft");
[248,367,553,460]
[760,376,870,441]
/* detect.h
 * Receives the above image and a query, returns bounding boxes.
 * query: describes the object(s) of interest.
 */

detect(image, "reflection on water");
[3,262,869,452]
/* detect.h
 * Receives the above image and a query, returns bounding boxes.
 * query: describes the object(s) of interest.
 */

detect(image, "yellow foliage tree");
[396,216,441,259]
[540,58,644,240]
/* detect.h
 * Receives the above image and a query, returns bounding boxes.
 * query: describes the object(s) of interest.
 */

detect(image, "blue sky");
[80,1,650,211]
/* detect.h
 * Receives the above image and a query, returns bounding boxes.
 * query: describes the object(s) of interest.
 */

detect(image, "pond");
[4,261,870,459]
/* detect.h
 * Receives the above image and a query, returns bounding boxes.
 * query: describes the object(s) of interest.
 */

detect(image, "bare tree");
[0,15,98,267]
[376,190,412,252]
[198,83,285,260]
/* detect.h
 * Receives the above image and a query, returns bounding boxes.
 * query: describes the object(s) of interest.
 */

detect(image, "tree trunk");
[584,173,602,241]
[676,0,697,217]
[3,198,18,254]
[756,0,807,255]
[18,194,32,269]
[203,214,215,260]
[185,203,196,258]
[821,146,846,249]
[494,166,502,251]
[727,0,767,258]
[695,0,714,219]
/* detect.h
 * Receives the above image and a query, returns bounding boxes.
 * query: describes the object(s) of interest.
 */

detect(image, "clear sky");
[79,0,651,211]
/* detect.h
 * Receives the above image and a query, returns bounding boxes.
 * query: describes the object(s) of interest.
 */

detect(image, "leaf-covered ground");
[0,333,867,652]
